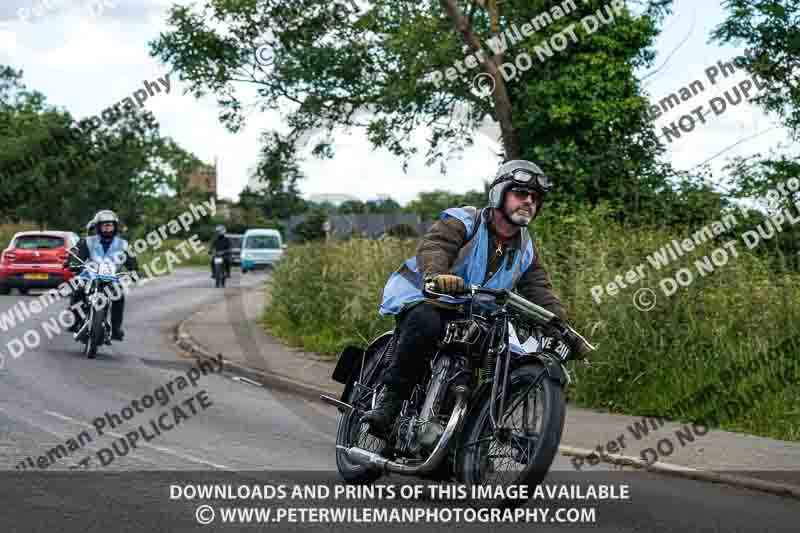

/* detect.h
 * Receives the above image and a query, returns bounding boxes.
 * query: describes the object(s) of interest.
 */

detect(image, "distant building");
[185,158,218,196]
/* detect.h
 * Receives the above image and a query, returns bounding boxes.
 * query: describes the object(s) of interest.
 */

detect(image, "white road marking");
[43,410,230,469]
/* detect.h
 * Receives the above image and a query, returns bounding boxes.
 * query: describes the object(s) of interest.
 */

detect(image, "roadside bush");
[263,205,800,441]
[385,223,418,239]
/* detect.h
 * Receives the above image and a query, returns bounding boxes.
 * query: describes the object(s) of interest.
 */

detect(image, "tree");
[711,0,800,136]
[0,65,203,231]
[249,132,308,219]
[149,0,675,211]
[338,200,366,214]
[404,188,486,219]
[293,208,328,242]
[365,197,401,213]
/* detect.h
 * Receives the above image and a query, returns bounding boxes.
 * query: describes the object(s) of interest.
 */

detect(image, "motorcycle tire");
[456,362,566,509]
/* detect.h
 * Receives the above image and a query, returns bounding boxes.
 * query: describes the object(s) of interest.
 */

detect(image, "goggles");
[508,187,538,201]
[504,168,552,192]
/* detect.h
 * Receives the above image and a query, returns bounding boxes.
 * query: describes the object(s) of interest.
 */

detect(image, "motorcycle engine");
[410,415,448,455]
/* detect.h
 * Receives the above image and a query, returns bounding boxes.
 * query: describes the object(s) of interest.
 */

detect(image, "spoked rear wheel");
[335,337,394,484]
[457,363,566,509]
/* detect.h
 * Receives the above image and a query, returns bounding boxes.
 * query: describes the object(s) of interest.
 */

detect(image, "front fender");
[512,352,570,386]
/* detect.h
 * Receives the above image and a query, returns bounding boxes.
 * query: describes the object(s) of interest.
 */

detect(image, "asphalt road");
[0,268,796,532]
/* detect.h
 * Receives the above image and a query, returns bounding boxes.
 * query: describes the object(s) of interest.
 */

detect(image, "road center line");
[43,410,230,470]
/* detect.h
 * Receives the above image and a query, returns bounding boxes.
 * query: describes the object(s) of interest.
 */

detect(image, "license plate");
[214,257,223,264]
[539,335,572,361]
[24,273,48,280]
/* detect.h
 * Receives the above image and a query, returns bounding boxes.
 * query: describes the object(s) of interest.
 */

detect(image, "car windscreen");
[14,236,65,250]
[244,235,281,249]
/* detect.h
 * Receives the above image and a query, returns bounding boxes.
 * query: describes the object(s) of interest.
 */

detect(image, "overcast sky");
[0,0,794,205]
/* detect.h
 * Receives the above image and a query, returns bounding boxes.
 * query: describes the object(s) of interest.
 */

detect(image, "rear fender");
[335,330,394,401]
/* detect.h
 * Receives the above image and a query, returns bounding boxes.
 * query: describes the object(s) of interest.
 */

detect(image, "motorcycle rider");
[363,159,589,435]
[67,210,138,341]
[209,225,232,279]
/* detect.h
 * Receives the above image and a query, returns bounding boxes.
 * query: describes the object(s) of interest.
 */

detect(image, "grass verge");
[262,207,800,441]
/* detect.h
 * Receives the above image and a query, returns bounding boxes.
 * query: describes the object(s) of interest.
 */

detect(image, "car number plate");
[24,273,49,280]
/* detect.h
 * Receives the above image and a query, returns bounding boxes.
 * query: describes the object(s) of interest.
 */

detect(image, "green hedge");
[263,205,800,441]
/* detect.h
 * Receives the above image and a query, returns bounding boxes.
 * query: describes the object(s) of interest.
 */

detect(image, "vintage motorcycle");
[322,282,595,508]
[66,255,128,358]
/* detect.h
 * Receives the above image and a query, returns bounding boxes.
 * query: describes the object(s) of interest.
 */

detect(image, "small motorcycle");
[322,283,595,509]
[212,251,229,288]
[66,255,127,358]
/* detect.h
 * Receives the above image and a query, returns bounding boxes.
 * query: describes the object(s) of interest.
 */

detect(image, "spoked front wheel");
[457,363,566,509]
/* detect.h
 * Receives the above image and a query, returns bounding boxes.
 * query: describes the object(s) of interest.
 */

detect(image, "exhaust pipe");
[338,385,469,476]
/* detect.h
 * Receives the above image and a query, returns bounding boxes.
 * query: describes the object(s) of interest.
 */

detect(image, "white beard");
[508,210,532,226]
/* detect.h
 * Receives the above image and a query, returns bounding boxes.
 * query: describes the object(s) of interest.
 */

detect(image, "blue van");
[240,229,285,273]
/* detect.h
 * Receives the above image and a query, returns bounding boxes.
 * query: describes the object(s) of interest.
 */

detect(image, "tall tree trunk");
[440,0,521,160]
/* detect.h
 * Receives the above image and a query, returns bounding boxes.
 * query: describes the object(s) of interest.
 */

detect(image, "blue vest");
[379,207,535,315]
[86,235,129,269]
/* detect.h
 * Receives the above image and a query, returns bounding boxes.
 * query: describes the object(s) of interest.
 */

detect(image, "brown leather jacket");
[416,207,567,321]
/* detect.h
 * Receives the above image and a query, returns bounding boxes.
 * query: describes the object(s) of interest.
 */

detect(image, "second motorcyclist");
[67,210,138,341]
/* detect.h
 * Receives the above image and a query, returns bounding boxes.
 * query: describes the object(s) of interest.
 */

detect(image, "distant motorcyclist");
[67,210,138,341]
[209,225,232,279]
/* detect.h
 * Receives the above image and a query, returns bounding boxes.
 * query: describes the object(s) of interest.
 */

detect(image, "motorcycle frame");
[425,285,585,435]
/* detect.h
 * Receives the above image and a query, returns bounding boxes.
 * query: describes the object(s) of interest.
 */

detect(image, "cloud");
[33,20,150,69]
[297,128,501,205]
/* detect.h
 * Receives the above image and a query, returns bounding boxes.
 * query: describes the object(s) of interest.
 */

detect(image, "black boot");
[361,386,405,437]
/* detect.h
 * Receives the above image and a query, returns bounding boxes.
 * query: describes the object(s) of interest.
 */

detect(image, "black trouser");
[69,283,125,332]
[210,256,231,277]
[378,302,462,398]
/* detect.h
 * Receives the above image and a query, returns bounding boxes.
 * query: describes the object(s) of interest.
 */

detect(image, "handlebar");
[422,281,505,300]
[422,281,596,353]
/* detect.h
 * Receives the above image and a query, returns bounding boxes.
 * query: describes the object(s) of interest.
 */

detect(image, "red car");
[0,231,81,295]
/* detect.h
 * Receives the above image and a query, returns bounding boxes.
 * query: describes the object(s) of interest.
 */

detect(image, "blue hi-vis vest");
[86,235,130,268]
[379,206,535,316]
